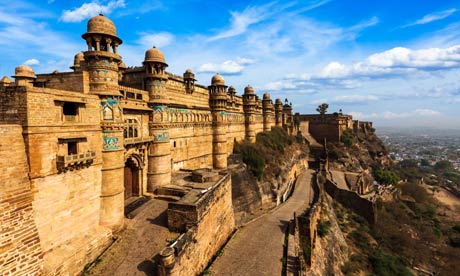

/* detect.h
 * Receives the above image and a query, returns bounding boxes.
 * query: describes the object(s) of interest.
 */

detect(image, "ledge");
[57,151,96,173]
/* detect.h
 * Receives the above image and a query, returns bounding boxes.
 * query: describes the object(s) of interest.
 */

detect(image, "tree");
[316,103,329,115]
[434,160,453,172]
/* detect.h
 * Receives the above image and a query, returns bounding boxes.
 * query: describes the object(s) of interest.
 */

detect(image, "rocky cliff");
[229,127,309,225]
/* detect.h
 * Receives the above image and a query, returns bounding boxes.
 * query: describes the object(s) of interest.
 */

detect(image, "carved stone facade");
[0,14,293,276]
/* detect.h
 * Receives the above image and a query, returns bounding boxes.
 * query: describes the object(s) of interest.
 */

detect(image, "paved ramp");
[210,170,315,276]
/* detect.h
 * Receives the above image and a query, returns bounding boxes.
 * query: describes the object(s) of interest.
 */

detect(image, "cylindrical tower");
[183,69,196,94]
[143,46,172,191]
[243,85,257,142]
[70,52,85,72]
[209,74,228,169]
[12,65,36,87]
[274,98,283,127]
[283,99,293,134]
[81,14,124,231]
[262,93,275,132]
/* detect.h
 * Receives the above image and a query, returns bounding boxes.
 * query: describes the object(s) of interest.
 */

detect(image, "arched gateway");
[124,155,143,199]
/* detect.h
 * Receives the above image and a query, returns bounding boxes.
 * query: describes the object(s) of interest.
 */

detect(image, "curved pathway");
[210,169,315,276]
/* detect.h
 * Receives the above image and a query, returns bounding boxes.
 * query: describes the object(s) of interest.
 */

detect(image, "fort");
[0,14,373,276]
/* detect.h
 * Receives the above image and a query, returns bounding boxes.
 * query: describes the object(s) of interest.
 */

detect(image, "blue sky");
[1,0,460,129]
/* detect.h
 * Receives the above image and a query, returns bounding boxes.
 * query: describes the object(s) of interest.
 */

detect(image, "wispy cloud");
[402,8,457,28]
[207,2,277,42]
[197,57,256,75]
[137,32,174,48]
[207,0,333,42]
[350,109,441,120]
[0,2,81,74]
[24,58,40,66]
[311,94,379,105]
[60,0,126,22]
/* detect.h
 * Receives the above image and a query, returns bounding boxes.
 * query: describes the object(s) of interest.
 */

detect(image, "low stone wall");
[278,158,308,205]
[324,178,375,224]
[0,125,43,275]
[295,173,321,273]
[158,174,235,276]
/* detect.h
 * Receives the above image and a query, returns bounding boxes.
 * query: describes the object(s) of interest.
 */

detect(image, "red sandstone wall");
[0,125,43,275]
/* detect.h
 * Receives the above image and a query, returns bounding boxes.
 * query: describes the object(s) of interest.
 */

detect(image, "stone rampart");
[0,125,43,276]
[159,174,235,276]
[324,177,375,224]
[295,173,321,272]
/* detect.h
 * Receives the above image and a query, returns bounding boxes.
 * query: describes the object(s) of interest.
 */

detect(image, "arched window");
[124,119,140,138]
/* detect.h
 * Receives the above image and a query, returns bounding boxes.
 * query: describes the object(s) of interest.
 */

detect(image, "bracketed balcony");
[124,136,154,146]
[57,151,96,173]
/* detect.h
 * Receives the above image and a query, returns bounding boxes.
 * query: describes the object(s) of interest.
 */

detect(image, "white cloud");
[263,81,297,91]
[24,58,39,66]
[348,112,378,120]
[197,58,256,75]
[382,109,441,119]
[402,9,457,28]
[311,94,379,105]
[208,2,275,42]
[296,45,460,83]
[137,32,174,48]
[60,0,126,23]
[207,0,334,42]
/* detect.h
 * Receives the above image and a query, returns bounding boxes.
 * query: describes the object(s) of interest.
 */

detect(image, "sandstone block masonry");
[159,174,235,276]
[0,125,43,276]
[0,14,293,276]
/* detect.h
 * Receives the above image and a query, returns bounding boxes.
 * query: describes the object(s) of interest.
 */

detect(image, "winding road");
[210,169,315,276]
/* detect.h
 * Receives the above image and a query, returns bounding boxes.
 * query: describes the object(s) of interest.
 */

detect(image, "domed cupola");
[82,14,122,54]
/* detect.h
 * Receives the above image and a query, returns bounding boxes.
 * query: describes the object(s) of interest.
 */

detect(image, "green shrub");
[370,249,413,276]
[342,254,367,275]
[374,169,400,185]
[341,129,355,147]
[317,220,331,237]
[349,230,370,251]
[240,143,265,180]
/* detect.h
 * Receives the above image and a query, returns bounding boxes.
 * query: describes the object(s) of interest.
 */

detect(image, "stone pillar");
[209,74,228,169]
[243,85,256,143]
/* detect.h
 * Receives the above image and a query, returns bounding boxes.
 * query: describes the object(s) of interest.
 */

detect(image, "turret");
[0,76,11,88]
[82,14,124,231]
[144,46,172,191]
[183,69,196,94]
[274,98,283,127]
[144,46,169,104]
[243,85,257,142]
[262,93,275,132]
[12,65,36,87]
[283,99,293,134]
[82,14,123,96]
[208,74,228,169]
[70,52,85,72]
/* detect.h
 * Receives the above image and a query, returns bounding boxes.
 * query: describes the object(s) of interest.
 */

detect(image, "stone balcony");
[56,151,96,173]
[123,136,154,146]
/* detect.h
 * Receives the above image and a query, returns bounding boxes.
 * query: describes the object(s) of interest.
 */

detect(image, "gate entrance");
[124,158,139,200]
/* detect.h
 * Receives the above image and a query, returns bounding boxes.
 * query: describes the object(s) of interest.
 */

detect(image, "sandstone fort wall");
[0,125,43,276]
[159,174,235,276]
